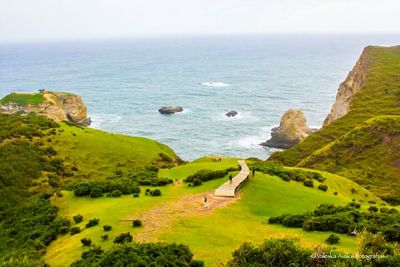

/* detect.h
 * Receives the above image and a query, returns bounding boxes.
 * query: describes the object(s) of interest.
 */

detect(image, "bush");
[190,260,205,267]
[74,182,91,197]
[184,168,235,183]
[90,186,103,198]
[81,238,92,246]
[73,214,83,223]
[303,179,314,188]
[318,184,328,192]
[132,186,141,194]
[70,227,81,235]
[368,206,379,212]
[133,193,139,198]
[111,190,122,197]
[325,234,340,244]
[86,218,100,228]
[114,232,133,244]
[132,220,142,227]
[192,178,202,186]
[151,189,162,196]
[101,234,108,241]
[103,225,112,231]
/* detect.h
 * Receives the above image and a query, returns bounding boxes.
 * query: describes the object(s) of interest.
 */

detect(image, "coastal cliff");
[323,48,369,127]
[262,109,313,149]
[0,91,91,125]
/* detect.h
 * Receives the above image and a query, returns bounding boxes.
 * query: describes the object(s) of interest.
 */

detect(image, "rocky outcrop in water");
[0,91,91,125]
[226,111,238,117]
[261,109,313,149]
[158,106,183,114]
[323,48,369,127]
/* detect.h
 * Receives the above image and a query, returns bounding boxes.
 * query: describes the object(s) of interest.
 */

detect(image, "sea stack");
[0,90,91,125]
[261,109,313,149]
[158,106,183,114]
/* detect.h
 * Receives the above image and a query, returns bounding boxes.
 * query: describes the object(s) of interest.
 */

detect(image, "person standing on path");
[229,174,233,184]
[203,196,208,208]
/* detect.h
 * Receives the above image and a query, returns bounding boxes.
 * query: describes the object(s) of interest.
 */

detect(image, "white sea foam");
[90,114,122,129]
[214,111,260,123]
[201,81,230,87]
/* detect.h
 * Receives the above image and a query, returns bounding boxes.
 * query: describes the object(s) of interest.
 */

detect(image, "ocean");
[1,34,399,160]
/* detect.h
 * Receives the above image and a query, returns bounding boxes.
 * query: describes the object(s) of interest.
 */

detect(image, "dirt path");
[126,191,239,242]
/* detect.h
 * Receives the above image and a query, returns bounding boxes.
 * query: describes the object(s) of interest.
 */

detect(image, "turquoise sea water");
[1,34,399,160]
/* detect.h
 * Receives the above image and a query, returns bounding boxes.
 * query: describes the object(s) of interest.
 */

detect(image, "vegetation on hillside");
[270,46,400,201]
[0,92,45,106]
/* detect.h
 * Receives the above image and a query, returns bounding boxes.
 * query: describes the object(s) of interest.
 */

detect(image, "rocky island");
[0,90,91,125]
[261,109,313,149]
[158,106,183,114]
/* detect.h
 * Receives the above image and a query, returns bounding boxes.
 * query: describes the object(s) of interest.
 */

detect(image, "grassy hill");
[270,46,400,201]
[0,113,181,264]
[44,158,383,266]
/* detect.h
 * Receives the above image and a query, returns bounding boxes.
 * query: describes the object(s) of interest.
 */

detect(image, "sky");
[1,0,400,43]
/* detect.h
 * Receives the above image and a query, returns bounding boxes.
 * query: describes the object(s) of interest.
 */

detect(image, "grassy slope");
[49,123,180,180]
[298,116,400,198]
[45,158,382,266]
[271,46,400,166]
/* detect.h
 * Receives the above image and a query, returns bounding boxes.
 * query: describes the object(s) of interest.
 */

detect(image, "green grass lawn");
[48,123,180,179]
[44,158,381,266]
[0,92,45,105]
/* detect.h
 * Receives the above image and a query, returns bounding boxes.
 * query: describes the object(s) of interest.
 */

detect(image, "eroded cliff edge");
[323,48,369,127]
[0,90,91,125]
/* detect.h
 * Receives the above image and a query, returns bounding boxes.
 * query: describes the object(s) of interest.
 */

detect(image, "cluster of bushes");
[71,242,203,267]
[249,162,327,189]
[184,168,237,186]
[114,232,133,244]
[228,236,400,267]
[71,168,174,198]
[72,178,141,198]
[86,218,100,228]
[269,203,400,242]
[145,188,162,196]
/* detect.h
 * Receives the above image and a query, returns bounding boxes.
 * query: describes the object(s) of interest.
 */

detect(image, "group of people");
[212,157,222,162]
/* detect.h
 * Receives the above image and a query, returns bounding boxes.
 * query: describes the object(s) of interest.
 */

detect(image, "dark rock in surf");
[226,111,238,117]
[158,106,183,114]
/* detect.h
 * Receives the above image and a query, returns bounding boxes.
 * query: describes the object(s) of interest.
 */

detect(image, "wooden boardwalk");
[214,160,249,197]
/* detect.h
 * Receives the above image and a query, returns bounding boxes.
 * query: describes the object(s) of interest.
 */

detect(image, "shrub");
[132,186,141,194]
[81,238,92,246]
[113,232,133,244]
[303,179,314,188]
[101,235,108,241]
[192,178,202,186]
[151,189,162,196]
[74,182,91,197]
[349,202,361,208]
[133,193,139,198]
[73,214,83,223]
[190,260,205,267]
[111,190,122,197]
[318,184,328,192]
[325,234,340,244]
[368,206,379,212]
[103,225,112,231]
[90,187,103,198]
[132,220,142,227]
[70,227,81,235]
[86,218,100,228]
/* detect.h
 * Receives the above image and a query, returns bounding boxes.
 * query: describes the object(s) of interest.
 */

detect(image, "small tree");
[73,214,83,223]
[318,184,328,192]
[81,238,92,246]
[103,225,112,231]
[113,232,133,244]
[325,234,340,244]
[151,189,162,196]
[111,190,122,197]
[132,220,142,227]
[101,234,108,240]
[70,227,81,235]
[86,218,100,228]
[303,179,314,188]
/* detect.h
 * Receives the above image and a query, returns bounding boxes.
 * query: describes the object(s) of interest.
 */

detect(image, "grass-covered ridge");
[271,45,400,166]
[270,46,400,200]
[0,92,45,105]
